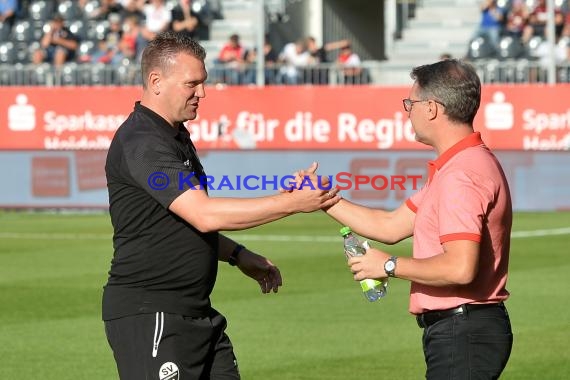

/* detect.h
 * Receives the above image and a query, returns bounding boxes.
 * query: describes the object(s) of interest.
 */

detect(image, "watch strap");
[228,244,245,266]
[385,256,398,277]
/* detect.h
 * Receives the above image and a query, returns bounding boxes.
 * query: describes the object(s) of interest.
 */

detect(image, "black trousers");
[420,303,513,380]
[105,310,240,380]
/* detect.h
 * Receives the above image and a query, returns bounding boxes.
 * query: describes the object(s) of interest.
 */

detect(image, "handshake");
[279,162,341,213]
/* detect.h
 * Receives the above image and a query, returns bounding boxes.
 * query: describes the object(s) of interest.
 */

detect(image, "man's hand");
[294,162,340,211]
[349,246,391,281]
[280,162,320,192]
[286,183,340,213]
[236,249,283,294]
[278,161,340,212]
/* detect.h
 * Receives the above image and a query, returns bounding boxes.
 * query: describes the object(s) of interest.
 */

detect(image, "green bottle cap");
[340,226,352,236]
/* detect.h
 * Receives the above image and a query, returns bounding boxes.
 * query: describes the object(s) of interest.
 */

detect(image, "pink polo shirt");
[405,132,512,315]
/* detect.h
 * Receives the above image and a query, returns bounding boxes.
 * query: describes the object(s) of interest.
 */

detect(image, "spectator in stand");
[306,36,327,65]
[91,0,124,21]
[242,34,278,84]
[563,9,570,38]
[0,0,17,33]
[117,14,147,63]
[472,0,505,52]
[530,31,570,82]
[336,41,365,84]
[306,37,351,64]
[90,13,125,65]
[142,0,171,41]
[215,33,246,84]
[262,36,278,63]
[171,0,200,39]
[120,0,145,24]
[118,0,145,8]
[305,37,350,84]
[32,13,79,68]
[90,38,113,64]
[521,0,565,43]
[107,13,124,47]
[503,0,529,40]
[277,38,311,84]
[217,33,245,64]
[559,0,570,37]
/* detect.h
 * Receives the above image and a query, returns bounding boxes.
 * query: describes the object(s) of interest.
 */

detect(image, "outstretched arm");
[289,164,414,244]
[325,200,415,244]
[170,185,339,233]
[169,162,340,232]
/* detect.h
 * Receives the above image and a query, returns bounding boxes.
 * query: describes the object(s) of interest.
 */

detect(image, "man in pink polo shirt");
[323,59,513,379]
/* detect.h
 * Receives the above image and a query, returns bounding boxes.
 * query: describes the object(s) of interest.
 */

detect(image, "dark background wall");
[268,0,385,61]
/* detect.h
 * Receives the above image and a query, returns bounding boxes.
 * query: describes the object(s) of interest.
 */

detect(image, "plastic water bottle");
[340,226,388,301]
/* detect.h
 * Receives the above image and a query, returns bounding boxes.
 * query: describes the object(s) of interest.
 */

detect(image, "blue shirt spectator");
[0,0,17,30]
[473,0,505,51]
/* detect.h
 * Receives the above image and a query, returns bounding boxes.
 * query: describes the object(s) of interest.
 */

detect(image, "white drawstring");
[152,312,164,358]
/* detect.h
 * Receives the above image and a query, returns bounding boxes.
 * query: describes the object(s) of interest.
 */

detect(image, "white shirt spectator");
[144,0,171,33]
[279,41,312,81]
[342,52,361,67]
[535,38,570,69]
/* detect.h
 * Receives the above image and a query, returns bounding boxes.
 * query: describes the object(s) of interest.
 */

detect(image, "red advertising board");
[0,85,569,151]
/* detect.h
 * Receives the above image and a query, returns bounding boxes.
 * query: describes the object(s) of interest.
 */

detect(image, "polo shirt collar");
[134,101,180,138]
[427,132,484,182]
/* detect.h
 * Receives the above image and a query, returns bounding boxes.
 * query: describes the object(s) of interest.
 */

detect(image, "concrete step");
[402,26,474,42]
[408,19,478,30]
[386,53,454,64]
[209,19,256,41]
[199,40,225,62]
[381,0,480,82]
[221,0,255,8]
[374,66,415,86]
[387,47,465,59]
[221,0,256,21]
[384,57,455,68]
[421,0,479,7]
[392,39,468,53]
[414,7,480,21]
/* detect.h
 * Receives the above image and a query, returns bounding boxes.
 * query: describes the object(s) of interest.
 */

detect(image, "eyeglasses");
[402,98,446,112]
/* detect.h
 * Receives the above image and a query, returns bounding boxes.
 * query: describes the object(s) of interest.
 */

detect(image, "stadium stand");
[0,40,16,64]
[0,0,568,85]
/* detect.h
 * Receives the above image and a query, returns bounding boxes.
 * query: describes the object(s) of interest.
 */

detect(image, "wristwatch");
[228,244,245,266]
[384,256,398,277]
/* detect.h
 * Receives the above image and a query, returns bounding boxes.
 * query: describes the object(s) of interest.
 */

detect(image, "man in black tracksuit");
[103,31,339,380]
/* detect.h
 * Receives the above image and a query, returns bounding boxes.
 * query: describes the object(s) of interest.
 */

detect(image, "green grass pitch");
[0,210,569,379]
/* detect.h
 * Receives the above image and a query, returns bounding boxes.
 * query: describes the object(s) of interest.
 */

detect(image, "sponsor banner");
[31,156,70,197]
[0,150,569,211]
[75,151,107,191]
[0,85,569,151]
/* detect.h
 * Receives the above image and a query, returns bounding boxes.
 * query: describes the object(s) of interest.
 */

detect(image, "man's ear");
[149,71,161,95]
[427,100,439,121]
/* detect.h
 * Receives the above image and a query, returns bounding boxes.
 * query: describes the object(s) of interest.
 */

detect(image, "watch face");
[385,261,395,272]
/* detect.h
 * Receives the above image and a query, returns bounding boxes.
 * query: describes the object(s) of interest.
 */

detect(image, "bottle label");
[360,279,382,292]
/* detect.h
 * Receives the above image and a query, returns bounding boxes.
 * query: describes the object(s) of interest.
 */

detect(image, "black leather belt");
[416,302,504,328]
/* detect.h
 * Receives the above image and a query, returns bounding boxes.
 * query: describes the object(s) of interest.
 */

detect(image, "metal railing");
[470,59,570,84]
[1,60,570,86]
[0,61,377,86]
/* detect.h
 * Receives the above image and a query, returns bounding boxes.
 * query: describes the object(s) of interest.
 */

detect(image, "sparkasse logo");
[484,91,514,130]
[8,94,36,131]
